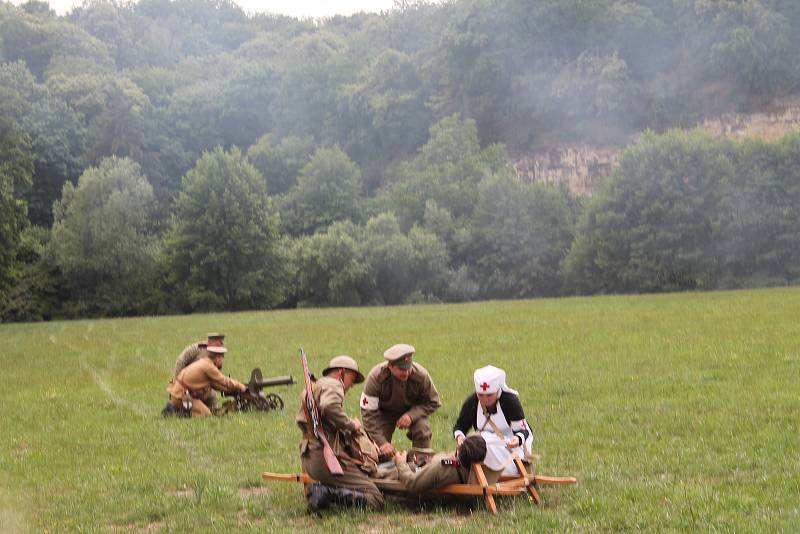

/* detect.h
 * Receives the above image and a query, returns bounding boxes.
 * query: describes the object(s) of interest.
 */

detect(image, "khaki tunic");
[396,453,464,493]
[360,362,441,448]
[395,454,503,493]
[173,342,207,377]
[169,357,243,416]
[295,376,383,509]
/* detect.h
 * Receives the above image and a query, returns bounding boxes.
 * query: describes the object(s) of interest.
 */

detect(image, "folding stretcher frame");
[262,457,577,515]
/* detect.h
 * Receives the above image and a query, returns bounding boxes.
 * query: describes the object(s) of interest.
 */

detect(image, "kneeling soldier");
[296,355,384,514]
[360,343,441,458]
[171,333,226,411]
[166,344,246,416]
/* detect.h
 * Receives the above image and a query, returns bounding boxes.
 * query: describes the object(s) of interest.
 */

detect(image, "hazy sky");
[14,0,399,18]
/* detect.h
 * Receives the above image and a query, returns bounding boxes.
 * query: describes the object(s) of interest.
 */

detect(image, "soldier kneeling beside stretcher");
[296,355,384,514]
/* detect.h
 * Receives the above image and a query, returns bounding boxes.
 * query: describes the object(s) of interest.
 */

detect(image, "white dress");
[476,401,532,475]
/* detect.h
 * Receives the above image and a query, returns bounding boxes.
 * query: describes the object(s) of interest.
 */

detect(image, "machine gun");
[219,368,295,415]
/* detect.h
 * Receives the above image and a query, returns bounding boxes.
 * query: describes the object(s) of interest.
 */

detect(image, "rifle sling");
[301,391,363,466]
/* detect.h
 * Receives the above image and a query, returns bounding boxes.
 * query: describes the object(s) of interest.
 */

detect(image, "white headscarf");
[473,365,519,397]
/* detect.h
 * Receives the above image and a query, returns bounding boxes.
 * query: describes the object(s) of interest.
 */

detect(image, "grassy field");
[2,288,799,533]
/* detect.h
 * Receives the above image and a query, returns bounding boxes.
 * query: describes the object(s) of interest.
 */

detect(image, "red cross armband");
[360,392,379,411]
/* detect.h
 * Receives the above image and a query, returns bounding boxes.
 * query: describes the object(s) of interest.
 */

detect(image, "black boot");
[329,487,369,508]
[307,483,335,515]
[161,402,177,417]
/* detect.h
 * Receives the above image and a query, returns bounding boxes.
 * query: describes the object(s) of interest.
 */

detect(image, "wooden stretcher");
[262,457,577,515]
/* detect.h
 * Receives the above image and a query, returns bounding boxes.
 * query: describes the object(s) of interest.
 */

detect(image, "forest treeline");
[1,0,799,320]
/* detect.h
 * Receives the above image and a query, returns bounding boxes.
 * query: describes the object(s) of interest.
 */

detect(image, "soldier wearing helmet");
[296,355,384,514]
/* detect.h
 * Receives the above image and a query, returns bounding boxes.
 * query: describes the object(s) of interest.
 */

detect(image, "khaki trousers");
[371,414,432,449]
[169,394,215,417]
[300,444,384,509]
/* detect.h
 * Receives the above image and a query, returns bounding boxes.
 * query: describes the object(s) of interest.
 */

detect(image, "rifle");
[301,347,343,475]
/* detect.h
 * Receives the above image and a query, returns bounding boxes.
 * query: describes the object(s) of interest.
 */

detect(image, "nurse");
[452,365,534,476]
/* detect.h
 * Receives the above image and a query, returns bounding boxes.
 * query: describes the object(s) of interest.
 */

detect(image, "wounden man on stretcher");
[391,435,488,493]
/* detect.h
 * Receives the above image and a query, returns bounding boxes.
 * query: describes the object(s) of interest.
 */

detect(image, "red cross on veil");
[480,382,490,391]
[362,396,368,406]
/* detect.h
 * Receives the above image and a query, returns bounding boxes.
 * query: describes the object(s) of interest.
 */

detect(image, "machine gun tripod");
[218,368,295,415]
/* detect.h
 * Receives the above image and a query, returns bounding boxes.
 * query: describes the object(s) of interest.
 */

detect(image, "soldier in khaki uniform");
[392,435,487,493]
[172,333,225,411]
[360,343,441,457]
[173,333,225,377]
[167,345,246,416]
[296,355,384,514]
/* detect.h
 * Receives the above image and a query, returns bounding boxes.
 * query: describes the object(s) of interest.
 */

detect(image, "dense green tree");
[339,49,432,171]
[282,146,363,236]
[292,221,369,306]
[246,134,314,196]
[1,225,64,322]
[134,0,254,57]
[465,174,576,298]
[716,134,800,285]
[550,50,633,119]
[70,0,133,67]
[361,213,449,304]
[272,31,357,142]
[163,146,289,311]
[385,114,510,228]
[0,60,44,120]
[563,130,733,294]
[291,212,450,306]
[50,156,160,316]
[0,117,33,307]
[705,1,791,96]
[22,95,88,225]
[46,72,151,163]
[0,3,112,79]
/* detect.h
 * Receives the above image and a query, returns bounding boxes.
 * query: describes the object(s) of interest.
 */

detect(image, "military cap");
[206,345,228,354]
[323,355,365,383]
[206,333,225,347]
[383,343,415,369]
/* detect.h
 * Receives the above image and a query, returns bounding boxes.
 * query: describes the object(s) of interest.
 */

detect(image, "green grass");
[2,288,799,532]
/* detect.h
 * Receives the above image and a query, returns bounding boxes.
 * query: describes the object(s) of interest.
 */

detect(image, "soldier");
[166,344,246,416]
[173,333,226,377]
[170,333,226,412]
[360,343,441,458]
[296,355,384,514]
[392,435,487,493]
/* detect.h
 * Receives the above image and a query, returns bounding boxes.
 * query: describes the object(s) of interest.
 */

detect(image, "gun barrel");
[255,375,295,388]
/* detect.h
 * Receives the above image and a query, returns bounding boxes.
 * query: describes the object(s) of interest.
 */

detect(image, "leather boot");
[161,402,177,417]
[329,487,369,508]
[307,483,335,515]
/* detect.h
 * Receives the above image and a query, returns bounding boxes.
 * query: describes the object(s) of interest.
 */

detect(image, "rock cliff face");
[513,97,800,195]
[700,98,800,141]
[513,145,621,195]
